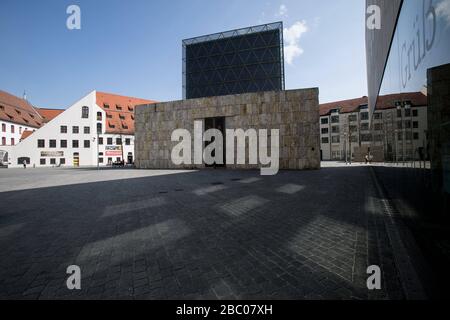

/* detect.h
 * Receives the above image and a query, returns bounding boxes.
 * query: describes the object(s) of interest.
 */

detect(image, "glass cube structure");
[182,22,285,99]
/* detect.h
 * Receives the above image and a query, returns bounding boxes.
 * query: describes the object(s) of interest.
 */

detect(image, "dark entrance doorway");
[127,152,133,164]
[204,117,226,167]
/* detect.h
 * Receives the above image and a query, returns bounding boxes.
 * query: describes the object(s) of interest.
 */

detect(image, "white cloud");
[283,20,308,65]
[436,0,450,27]
[278,4,288,17]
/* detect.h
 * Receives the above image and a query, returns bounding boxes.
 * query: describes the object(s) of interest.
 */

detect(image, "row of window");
[320,109,419,125]
[98,137,131,145]
[321,132,420,144]
[397,108,419,118]
[40,158,66,165]
[98,157,122,164]
[320,121,419,136]
[37,137,132,148]
[1,123,25,134]
[325,112,370,124]
[60,125,101,134]
[38,139,91,148]
[103,103,134,112]
[38,157,128,166]
[1,137,14,145]
[397,120,419,129]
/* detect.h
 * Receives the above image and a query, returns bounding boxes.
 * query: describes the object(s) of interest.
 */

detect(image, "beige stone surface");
[135,89,320,170]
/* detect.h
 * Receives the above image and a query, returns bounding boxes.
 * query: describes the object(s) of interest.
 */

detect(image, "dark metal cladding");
[182,22,285,99]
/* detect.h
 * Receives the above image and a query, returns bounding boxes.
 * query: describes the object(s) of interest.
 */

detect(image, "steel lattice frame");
[182,21,285,99]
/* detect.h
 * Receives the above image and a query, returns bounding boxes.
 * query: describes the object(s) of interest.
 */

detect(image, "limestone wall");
[134,89,320,170]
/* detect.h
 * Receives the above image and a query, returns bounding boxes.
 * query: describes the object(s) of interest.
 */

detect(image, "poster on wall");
[40,151,64,157]
[105,145,122,156]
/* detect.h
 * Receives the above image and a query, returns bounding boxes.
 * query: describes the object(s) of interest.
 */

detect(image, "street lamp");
[404,103,413,168]
[394,128,398,166]
[344,132,348,164]
[92,136,99,170]
[396,105,405,166]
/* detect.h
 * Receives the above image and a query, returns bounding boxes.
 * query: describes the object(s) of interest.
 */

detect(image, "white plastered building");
[6,90,155,168]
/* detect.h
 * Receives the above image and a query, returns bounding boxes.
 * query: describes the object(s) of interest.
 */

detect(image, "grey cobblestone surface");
[0,167,400,299]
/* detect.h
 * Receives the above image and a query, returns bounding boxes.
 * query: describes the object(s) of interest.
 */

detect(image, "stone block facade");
[134,88,320,170]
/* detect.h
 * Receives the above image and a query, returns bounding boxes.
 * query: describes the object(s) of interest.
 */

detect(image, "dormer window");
[15,109,21,115]
[359,104,368,110]
[119,114,125,120]
[128,106,134,112]
[116,104,122,110]
[103,103,110,109]
[29,113,35,118]
[108,122,115,129]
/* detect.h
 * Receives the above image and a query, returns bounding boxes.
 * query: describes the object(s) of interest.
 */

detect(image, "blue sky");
[0,0,367,108]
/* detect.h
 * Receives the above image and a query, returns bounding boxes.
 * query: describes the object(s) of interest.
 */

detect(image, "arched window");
[81,106,89,118]
[96,123,102,134]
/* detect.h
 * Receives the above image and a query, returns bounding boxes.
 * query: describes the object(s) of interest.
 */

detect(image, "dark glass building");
[182,22,285,99]
[366,0,450,298]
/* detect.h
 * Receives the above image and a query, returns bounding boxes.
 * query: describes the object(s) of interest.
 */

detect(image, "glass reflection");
[376,0,450,214]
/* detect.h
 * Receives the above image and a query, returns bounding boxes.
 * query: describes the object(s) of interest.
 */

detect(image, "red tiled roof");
[96,91,156,134]
[0,90,43,127]
[319,96,368,116]
[374,92,427,110]
[37,108,64,123]
[319,92,427,116]
[20,129,34,140]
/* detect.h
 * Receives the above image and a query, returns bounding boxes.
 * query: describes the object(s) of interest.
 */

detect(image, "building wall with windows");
[5,91,155,168]
[319,92,428,161]
[0,90,43,148]
[319,103,371,161]
[0,119,37,147]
